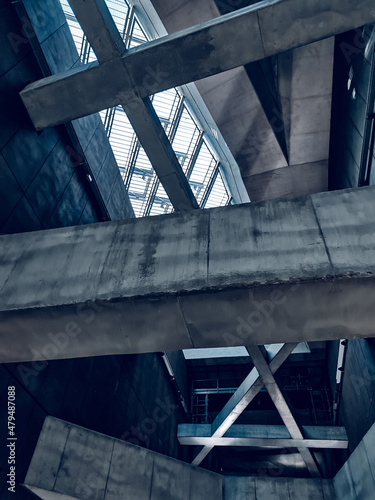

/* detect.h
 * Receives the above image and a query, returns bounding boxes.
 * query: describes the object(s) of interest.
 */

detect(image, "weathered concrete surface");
[24,417,223,500]
[20,0,375,129]
[334,421,375,499]
[1,186,375,362]
[225,476,336,499]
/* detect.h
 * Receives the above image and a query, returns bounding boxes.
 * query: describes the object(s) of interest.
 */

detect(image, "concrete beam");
[20,0,375,128]
[247,345,321,477]
[24,417,223,500]
[178,424,348,449]
[60,0,198,211]
[1,186,375,363]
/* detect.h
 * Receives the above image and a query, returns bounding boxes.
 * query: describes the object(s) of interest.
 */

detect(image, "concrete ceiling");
[149,0,334,202]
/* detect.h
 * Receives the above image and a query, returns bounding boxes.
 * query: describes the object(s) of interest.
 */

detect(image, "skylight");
[59,0,233,217]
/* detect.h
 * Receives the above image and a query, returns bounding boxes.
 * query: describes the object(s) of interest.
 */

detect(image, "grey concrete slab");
[3,188,375,361]
[24,487,80,499]
[311,187,375,274]
[150,453,190,500]
[180,424,348,442]
[190,466,223,500]
[224,476,256,500]
[257,0,374,57]
[287,478,324,499]
[334,460,357,500]
[20,0,375,129]
[254,477,290,500]
[207,195,331,288]
[195,68,288,177]
[105,440,154,500]
[54,424,113,499]
[25,417,70,491]
[25,417,223,500]
[243,160,328,203]
[349,441,375,499]
[321,479,336,499]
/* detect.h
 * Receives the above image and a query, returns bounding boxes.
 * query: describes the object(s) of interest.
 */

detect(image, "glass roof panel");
[59,0,233,217]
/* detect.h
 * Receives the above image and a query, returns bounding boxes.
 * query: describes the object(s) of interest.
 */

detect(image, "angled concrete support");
[56,0,198,211]
[1,187,375,363]
[247,345,321,477]
[20,0,375,128]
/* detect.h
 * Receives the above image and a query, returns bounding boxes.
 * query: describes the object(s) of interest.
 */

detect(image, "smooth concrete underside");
[1,186,375,363]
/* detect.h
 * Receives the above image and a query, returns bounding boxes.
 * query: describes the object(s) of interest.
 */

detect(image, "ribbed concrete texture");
[2,186,375,362]
[334,421,375,499]
[225,476,336,499]
[24,417,223,500]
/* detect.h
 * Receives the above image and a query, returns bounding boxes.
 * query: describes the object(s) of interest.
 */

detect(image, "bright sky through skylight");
[60,0,232,217]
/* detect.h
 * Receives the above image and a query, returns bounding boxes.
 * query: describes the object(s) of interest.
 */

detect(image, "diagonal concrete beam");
[247,345,321,477]
[20,0,375,129]
[178,424,348,449]
[1,186,375,363]
[59,0,199,211]
[191,343,297,465]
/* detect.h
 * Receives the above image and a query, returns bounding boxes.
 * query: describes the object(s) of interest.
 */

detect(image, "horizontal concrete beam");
[68,0,198,211]
[179,424,348,442]
[1,186,375,363]
[179,438,348,450]
[20,0,375,128]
